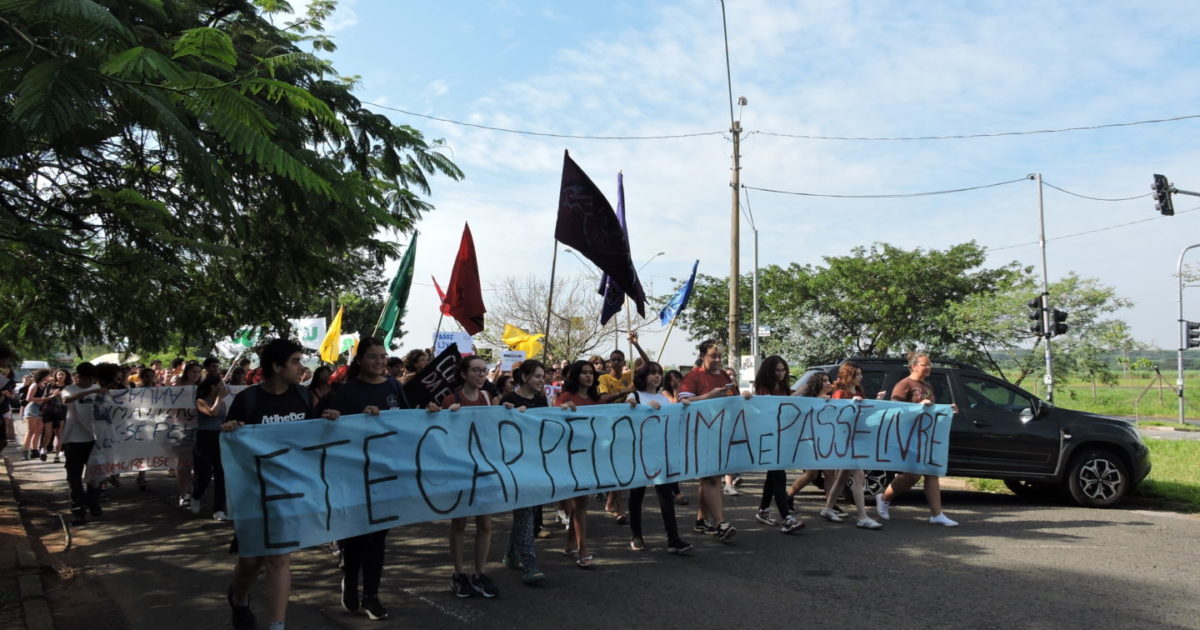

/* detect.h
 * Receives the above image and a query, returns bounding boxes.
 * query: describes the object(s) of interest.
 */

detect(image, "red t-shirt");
[441,389,491,407]
[832,387,863,399]
[679,368,733,399]
[556,390,599,407]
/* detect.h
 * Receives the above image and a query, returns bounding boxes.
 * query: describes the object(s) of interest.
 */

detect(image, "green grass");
[1137,439,1200,511]
[1050,383,1200,421]
[965,440,1200,511]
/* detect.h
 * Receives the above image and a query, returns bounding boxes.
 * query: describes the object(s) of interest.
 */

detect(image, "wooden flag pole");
[370,300,390,338]
[542,241,560,364]
[657,314,680,361]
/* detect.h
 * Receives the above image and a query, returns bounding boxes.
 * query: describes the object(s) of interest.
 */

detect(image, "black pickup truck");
[801,357,1151,508]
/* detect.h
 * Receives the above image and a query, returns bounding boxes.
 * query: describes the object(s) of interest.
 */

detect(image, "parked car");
[799,357,1151,508]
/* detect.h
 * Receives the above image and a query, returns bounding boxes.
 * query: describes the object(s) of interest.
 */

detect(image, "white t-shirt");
[61,384,102,444]
[627,390,671,407]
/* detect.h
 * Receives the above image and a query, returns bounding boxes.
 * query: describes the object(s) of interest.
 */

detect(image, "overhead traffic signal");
[1027,296,1045,336]
[1050,309,1069,336]
[1186,321,1200,349]
[1152,174,1175,216]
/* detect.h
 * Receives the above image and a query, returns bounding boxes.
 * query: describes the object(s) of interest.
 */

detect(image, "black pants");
[341,529,388,597]
[759,469,790,517]
[192,430,226,512]
[628,484,682,543]
[64,441,98,512]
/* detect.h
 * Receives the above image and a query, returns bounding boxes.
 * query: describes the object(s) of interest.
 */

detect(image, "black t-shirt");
[501,390,548,409]
[226,384,316,425]
[481,379,500,399]
[328,377,410,415]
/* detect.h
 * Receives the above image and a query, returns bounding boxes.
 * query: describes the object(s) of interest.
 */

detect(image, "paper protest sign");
[433,331,473,356]
[499,350,525,371]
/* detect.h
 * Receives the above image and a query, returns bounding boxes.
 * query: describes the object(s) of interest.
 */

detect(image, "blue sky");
[294,0,1200,366]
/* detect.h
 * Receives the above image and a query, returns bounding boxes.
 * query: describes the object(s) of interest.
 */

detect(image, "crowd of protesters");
[0,340,957,630]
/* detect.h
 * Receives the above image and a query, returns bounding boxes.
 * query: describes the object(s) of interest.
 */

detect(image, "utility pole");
[729,119,741,358]
[1032,173,1056,403]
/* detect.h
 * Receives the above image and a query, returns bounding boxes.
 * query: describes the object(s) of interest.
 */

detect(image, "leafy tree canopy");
[0,0,462,356]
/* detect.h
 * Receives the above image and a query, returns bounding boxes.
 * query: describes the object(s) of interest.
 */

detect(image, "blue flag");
[658,260,699,326]
[598,172,635,325]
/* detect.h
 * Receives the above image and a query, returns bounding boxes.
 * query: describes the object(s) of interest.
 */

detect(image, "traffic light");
[1027,296,1045,336]
[1186,321,1200,349]
[1152,174,1175,216]
[1050,309,1069,336]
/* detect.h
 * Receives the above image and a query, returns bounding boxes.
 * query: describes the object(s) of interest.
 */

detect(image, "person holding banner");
[555,360,602,567]
[500,359,550,586]
[625,361,694,553]
[327,337,410,621]
[785,373,836,513]
[433,355,503,598]
[824,362,884,530]
[222,338,341,630]
[597,348,634,523]
[172,362,202,510]
[752,356,806,534]
[60,362,105,524]
[876,352,960,527]
[400,349,429,384]
[678,340,747,542]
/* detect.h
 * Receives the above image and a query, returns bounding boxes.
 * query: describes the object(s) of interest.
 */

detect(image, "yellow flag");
[502,323,544,358]
[319,306,344,363]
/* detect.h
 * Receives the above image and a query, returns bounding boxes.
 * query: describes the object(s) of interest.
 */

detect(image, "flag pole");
[371,301,390,338]
[543,241,559,363]
[657,314,680,360]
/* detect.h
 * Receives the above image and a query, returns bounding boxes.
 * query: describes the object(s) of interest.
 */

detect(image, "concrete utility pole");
[1031,173,1056,403]
[728,119,741,358]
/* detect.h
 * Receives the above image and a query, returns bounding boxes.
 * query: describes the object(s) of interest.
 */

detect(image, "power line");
[1041,181,1151,202]
[752,113,1200,141]
[745,177,1029,199]
[987,205,1200,252]
[361,100,1200,144]
[360,101,724,141]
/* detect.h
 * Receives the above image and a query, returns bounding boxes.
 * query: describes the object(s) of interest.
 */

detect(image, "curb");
[2,453,55,630]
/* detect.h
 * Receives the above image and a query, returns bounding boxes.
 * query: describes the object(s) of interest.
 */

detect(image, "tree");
[676,242,1025,367]
[0,0,462,356]
[478,274,656,363]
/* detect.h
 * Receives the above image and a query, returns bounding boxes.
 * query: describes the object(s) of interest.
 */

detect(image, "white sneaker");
[178,493,191,508]
[213,510,232,522]
[189,498,203,515]
[819,508,843,523]
[929,513,959,527]
[875,494,890,520]
[856,517,884,530]
[722,485,740,496]
[555,509,570,528]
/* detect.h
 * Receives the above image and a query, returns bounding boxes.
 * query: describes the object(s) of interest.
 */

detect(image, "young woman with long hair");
[172,362,202,510]
[752,356,805,533]
[876,351,959,527]
[625,361,694,553]
[500,359,550,585]
[38,368,72,463]
[822,361,883,530]
[785,372,836,513]
[21,369,51,460]
[554,359,602,567]
[327,337,411,619]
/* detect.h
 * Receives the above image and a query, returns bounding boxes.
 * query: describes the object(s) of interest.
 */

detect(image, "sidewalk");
[1,442,54,630]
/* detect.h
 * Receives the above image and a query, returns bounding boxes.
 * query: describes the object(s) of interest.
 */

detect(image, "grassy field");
[964,439,1200,512]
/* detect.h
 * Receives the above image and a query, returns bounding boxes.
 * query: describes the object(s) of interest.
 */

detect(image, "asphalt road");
[8,445,1200,630]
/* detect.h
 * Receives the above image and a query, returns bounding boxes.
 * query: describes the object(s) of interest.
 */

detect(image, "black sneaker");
[666,539,694,554]
[716,521,737,542]
[692,519,713,534]
[227,585,256,630]
[451,572,474,598]
[340,577,359,613]
[361,596,388,620]
[470,573,499,598]
[70,508,86,525]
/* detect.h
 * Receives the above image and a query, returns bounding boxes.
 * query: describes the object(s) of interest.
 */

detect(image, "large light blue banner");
[221,396,951,556]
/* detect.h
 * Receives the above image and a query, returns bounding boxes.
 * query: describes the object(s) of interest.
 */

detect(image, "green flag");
[380,234,418,348]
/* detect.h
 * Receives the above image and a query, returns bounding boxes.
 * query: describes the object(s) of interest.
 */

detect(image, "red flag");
[431,275,451,315]
[444,223,486,335]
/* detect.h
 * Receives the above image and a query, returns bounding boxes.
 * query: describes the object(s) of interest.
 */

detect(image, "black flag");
[555,150,646,316]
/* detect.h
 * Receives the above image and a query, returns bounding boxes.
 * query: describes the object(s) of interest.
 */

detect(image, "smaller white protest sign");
[433,331,473,356]
[499,350,526,371]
